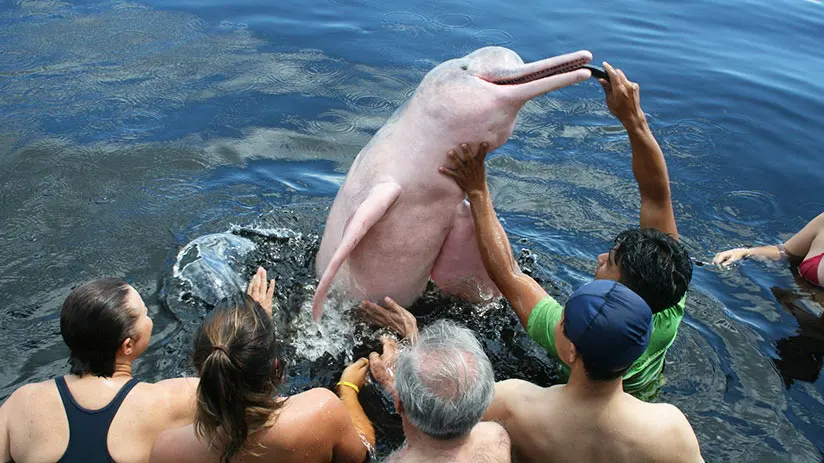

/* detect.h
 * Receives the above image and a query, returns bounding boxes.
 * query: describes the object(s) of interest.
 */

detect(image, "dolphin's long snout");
[488,50,593,101]
[492,50,593,85]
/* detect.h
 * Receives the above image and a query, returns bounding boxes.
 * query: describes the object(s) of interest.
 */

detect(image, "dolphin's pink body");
[313,47,593,319]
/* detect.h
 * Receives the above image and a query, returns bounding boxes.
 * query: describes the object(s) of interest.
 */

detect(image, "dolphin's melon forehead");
[463,46,524,66]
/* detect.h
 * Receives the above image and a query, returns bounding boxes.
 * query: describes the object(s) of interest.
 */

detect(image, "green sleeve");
[526,296,564,360]
[623,294,686,399]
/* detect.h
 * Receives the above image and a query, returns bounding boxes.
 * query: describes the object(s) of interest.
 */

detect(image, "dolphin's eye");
[460,65,468,71]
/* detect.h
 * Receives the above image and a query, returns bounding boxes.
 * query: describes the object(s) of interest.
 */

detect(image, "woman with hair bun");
[151,267,375,463]
[0,277,198,463]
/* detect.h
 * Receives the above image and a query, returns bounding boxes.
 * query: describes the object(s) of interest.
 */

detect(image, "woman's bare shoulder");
[3,378,61,410]
[131,377,198,405]
[269,388,348,436]
[249,388,347,458]
[118,377,198,427]
[278,388,343,420]
[147,377,199,393]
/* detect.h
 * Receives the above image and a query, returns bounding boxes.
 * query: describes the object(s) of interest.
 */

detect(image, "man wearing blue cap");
[439,62,692,399]
[361,280,703,462]
[482,279,703,462]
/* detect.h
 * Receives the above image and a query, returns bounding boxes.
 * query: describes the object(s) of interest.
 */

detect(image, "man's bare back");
[486,379,702,463]
[387,422,510,463]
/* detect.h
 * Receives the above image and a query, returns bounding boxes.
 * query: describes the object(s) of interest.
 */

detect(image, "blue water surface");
[1,0,823,460]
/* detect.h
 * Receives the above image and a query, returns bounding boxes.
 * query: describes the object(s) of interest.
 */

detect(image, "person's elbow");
[499,272,545,327]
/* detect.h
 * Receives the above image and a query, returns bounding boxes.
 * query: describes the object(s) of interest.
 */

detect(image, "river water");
[1,0,823,460]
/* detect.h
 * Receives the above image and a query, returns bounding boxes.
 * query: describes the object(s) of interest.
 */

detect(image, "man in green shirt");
[361,281,704,463]
[440,62,692,398]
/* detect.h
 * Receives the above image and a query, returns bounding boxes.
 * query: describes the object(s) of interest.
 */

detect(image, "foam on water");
[172,232,257,305]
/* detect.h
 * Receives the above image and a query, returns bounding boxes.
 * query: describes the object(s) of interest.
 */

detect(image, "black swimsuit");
[54,376,140,463]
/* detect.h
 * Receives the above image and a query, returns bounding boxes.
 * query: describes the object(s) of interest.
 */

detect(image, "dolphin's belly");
[344,198,456,303]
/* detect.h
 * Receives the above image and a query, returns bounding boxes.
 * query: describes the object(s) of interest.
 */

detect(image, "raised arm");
[334,358,376,458]
[440,143,548,328]
[600,62,678,240]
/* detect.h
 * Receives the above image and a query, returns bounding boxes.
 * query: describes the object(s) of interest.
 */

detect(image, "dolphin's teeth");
[493,57,589,86]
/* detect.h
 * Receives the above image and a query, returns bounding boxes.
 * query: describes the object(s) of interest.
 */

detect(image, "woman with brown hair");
[0,278,198,463]
[150,268,376,463]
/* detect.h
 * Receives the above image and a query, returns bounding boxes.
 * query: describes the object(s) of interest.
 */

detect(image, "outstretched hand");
[439,142,491,197]
[712,248,750,268]
[339,357,370,393]
[368,337,398,395]
[359,297,419,341]
[247,266,276,316]
[599,61,645,128]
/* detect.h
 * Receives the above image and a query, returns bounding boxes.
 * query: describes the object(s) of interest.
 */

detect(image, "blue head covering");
[563,280,653,374]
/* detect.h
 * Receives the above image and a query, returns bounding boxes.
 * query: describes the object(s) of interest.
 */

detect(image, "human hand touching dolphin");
[313,47,595,320]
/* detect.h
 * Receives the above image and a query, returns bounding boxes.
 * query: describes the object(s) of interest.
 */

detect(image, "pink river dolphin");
[313,46,593,320]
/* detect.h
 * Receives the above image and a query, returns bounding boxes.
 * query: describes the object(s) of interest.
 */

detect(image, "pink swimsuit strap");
[799,252,824,287]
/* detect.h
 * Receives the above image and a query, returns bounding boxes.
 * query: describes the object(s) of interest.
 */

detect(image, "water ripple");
[307,110,361,135]
[433,13,473,28]
[473,29,515,46]
[343,90,396,112]
[327,0,375,6]
[145,176,205,200]
[712,190,781,228]
[381,11,429,34]
[656,118,721,160]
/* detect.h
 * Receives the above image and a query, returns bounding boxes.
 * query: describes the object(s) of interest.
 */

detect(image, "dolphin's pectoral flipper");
[430,200,501,302]
[312,182,402,320]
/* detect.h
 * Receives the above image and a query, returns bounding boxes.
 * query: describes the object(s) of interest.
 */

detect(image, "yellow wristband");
[336,381,360,394]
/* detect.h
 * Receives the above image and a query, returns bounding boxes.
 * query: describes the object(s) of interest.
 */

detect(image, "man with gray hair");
[367,317,511,462]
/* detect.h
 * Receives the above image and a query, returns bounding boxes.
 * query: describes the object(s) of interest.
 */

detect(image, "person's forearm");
[623,115,679,239]
[468,187,518,278]
[746,245,784,261]
[467,187,533,326]
[625,118,672,212]
[336,388,376,448]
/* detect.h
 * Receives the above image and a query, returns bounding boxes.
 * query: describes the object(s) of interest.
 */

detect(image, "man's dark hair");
[562,322,629,381]
[612,228,692,314]
[60,278,137,377]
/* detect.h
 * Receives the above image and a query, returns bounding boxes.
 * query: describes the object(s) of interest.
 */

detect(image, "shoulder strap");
[106,378,140,413]
[54,376,73,408]
[56,377,140,463]
[54,377,140,414]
